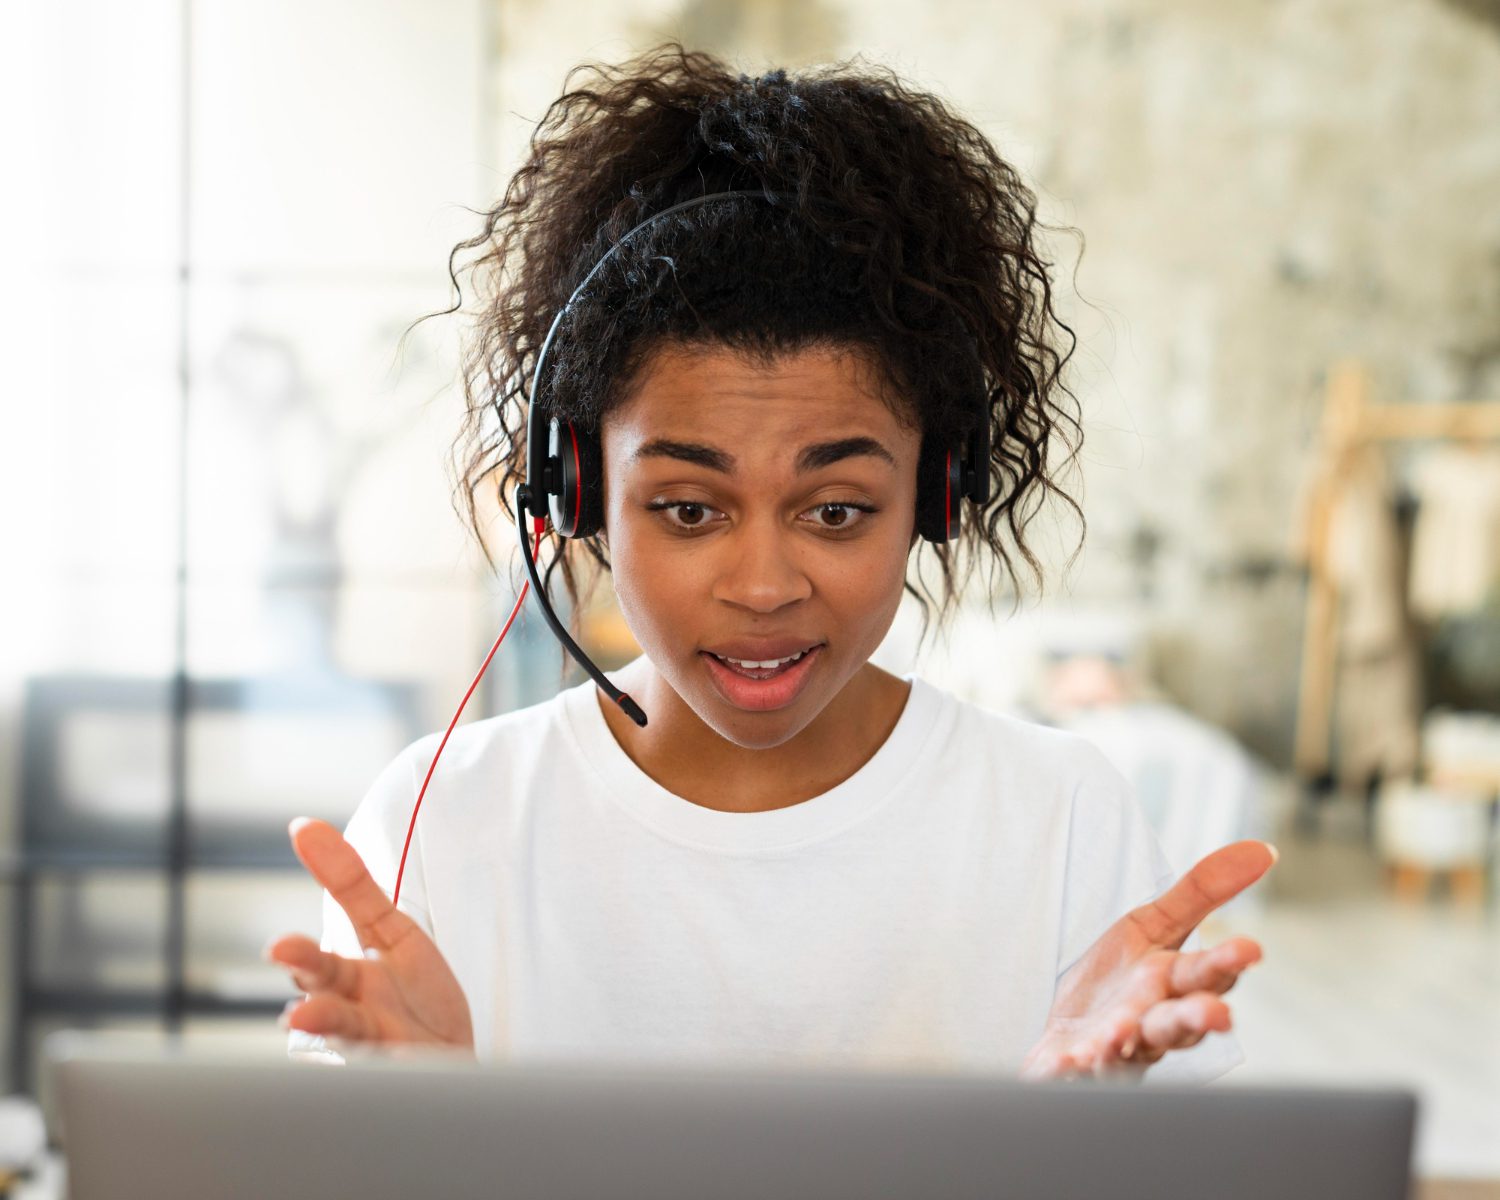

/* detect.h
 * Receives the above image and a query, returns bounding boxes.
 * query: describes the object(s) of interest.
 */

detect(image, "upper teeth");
[722,649,810,669]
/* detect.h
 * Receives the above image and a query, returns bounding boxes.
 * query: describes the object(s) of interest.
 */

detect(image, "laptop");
[49,1037,1416,1200]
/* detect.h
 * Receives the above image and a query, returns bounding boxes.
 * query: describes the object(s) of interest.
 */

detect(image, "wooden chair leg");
[1450,865,1486,909]
[1392,863,1430,903]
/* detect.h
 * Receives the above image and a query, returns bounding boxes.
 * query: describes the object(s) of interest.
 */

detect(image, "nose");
[710,512,813,614]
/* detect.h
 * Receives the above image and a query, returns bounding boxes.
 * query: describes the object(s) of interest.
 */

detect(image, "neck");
[597,656,910,813]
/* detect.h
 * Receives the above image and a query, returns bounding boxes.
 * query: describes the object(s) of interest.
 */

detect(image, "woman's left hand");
[1020,840,1277,1081]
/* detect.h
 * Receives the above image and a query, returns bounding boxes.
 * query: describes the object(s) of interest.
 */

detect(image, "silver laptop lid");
[51,1039,1416,1200]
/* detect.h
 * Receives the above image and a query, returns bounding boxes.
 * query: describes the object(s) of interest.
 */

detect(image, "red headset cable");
[392,522,544,906]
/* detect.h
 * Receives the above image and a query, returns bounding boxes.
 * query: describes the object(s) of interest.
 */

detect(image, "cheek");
[823,533,908,603]
[828,526,913,635]
[604,518,699,643]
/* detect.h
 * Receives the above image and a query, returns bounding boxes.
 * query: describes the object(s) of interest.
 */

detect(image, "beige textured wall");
[486,0,1500,763]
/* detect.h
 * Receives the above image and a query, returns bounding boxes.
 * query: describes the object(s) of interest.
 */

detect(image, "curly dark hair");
[428,43,1084,643]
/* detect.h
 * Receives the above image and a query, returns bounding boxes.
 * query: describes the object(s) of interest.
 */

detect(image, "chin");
[697,706,814,751]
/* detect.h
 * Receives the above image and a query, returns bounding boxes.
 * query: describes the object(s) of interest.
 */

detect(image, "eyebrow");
[632,436,896,474]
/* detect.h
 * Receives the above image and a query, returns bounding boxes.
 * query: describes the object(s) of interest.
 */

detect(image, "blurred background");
[1,0,1498,1191]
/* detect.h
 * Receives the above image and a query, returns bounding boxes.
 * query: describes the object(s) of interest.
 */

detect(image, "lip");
[700,644,825,713]
[701,638,825,662]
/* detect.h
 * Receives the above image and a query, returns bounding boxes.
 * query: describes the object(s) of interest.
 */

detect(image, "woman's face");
[600,341,921,750]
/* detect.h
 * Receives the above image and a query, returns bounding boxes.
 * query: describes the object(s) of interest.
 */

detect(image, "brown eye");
[646,499,723,531]
[799,501,875,531]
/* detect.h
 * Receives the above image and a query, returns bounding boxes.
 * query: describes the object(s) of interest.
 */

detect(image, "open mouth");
[704,646,818,680]
[698,643,826,711]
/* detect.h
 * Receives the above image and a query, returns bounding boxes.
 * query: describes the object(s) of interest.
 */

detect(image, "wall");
[486,0,1500,764]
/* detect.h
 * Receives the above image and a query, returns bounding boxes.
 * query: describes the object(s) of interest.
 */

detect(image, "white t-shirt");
[294,668,1242,1082]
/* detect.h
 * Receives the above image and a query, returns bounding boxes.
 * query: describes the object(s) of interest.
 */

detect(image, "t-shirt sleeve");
[285,736,439,1064]
[1054,738,1245,1086]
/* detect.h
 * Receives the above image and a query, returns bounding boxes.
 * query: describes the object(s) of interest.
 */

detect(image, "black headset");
[510,189,994,729]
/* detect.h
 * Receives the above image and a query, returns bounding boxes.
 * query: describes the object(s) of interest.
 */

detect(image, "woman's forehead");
[606,341,913,447]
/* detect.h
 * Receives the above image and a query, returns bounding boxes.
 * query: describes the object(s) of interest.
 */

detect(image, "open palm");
[264,817,474,1054]
[1021,840,1276,1080]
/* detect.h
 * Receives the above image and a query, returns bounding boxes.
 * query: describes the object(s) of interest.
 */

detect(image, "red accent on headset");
[944,447,953,537]
[568,423,582,534]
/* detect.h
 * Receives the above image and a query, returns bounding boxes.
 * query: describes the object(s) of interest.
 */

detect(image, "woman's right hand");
[263,816,475,1055]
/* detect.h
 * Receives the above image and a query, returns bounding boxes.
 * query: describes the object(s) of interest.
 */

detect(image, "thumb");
[1130,841,1278,948]
[288,816,413,953]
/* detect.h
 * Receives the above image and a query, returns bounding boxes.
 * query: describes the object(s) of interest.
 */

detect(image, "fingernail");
[289,816,313,838]
[1264,842,1279,865]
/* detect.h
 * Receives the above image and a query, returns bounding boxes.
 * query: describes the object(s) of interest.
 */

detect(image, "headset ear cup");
[943,447,963,540]
[966,394,992,506]
[547,419,605,539]
[915,435,961,543]
[573,426,605,538]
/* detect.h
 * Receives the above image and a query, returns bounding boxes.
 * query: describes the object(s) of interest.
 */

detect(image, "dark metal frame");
[7,672,420,1092]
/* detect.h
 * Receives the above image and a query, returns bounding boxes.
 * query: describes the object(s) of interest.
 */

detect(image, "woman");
[267,45,1273,1082]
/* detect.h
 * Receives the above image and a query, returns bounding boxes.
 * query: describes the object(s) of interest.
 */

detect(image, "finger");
[1129,842,1278,948]
[281,992,381,1043]
[1021,1042,1087,1082]
[1166,937,1262,996]
[263,933,362,1001]
[1080,1009,1140,1068]
[1089,1034,1123,1077]
[288,817,420,953]
[1092,1051,1148,1082]
[1022,1053,1060,1082]
[1138,992,1231,1051]
[1127,1041,1167,1066]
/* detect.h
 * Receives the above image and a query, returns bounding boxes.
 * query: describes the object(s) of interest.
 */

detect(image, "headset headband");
[522,190,791,521]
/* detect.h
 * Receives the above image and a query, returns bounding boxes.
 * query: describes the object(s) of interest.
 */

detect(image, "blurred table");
[7,1153,1497,1198]
[1421,1184,1500,1200]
